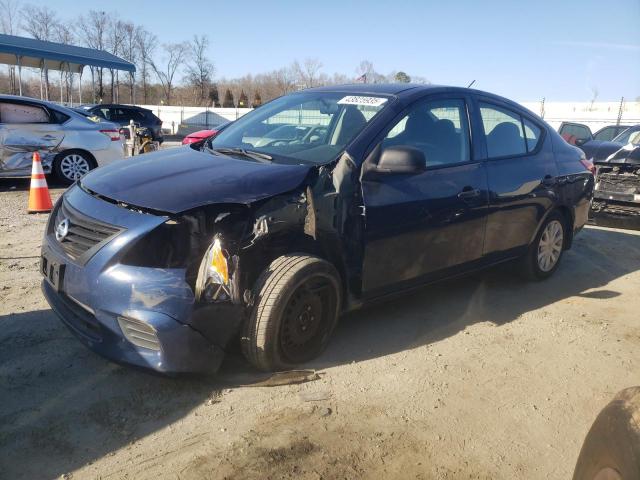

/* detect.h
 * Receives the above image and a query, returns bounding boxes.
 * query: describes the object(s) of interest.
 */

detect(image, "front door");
[360,95,489,296]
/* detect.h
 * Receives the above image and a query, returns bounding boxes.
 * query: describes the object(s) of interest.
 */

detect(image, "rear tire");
[241,255,341,372]
[520,211,566,280]
[572,387,640,480]
[53,150,96,185]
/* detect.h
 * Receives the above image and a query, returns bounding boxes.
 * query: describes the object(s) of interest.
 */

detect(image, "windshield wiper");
[209,147,273,163]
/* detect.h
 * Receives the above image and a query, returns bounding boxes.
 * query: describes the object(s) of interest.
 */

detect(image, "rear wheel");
[53,151,95,185]
[520,211,566,280]
[241,255,341,372]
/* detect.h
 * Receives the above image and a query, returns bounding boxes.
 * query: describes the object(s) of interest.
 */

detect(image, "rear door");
[476,98,558,258]
[558,122,592,145]
[0,100,64,176]
[360,94,489,296]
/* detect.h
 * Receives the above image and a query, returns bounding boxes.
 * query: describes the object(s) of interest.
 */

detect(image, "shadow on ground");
[0,177,68,192]
[312,226,640,369]
[0,227,638,479]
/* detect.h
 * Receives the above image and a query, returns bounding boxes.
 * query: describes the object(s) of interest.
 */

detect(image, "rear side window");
[480,104,526,157]
[0,102,50,124]
[480,103,542,158]
[51,110,70,124]
[523,118,542,151]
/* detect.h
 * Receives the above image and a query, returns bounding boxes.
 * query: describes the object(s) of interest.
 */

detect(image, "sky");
[17,0,640,101]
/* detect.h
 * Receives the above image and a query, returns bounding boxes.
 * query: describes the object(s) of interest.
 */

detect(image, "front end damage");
[43,153,362,373]
[591,146,640,229]
[165,152,364,352]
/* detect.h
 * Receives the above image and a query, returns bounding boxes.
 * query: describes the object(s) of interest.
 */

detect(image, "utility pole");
[616,97,624,126]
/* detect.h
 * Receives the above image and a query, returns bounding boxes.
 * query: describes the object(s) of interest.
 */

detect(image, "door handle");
[542,175,557,187]
[457,187,481,199]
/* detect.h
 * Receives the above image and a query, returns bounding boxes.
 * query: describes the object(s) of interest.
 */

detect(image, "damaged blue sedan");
[41,84,594,374]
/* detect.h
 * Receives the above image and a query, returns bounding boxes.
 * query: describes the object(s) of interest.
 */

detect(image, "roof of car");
[303,83,509,101]
[304,83,426,95]
[89,104,150,111]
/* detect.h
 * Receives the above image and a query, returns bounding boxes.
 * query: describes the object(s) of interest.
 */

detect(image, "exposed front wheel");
[521,211,566,280]
[241,255,341,372]
[53,151,95,185]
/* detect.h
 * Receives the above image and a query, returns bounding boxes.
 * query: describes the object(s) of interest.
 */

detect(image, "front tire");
[53,150,95,185]
[241,255,341,372]
[521,211,566,280]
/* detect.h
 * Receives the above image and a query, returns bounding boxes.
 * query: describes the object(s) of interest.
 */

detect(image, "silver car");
[0,95,126,184]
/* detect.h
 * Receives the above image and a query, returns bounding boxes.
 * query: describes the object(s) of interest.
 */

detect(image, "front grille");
[55,200,123,261]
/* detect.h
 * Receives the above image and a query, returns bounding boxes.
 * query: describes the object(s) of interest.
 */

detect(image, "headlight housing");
[195,237,230,302]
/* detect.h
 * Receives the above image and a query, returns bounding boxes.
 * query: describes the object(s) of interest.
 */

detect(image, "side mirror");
[376,146,427,174]
[575,138,588,146]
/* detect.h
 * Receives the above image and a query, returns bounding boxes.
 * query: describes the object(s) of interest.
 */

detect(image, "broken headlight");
[195,237,231,302]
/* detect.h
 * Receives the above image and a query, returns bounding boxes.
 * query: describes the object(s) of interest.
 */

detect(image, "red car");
[181,123,230,145]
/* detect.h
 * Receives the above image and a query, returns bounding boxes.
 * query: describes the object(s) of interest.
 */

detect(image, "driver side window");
[383,98,471,167]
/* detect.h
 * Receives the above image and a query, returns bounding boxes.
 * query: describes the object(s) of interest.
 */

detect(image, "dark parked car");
[41,85,593,374]
[83,104,164,143]
[559,122,640,161]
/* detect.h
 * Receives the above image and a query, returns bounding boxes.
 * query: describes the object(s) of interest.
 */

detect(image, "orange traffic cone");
[28,152,53,213]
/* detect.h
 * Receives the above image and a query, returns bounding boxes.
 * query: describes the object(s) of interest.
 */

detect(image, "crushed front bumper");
[40,185,243,374]
[42,279,224,373]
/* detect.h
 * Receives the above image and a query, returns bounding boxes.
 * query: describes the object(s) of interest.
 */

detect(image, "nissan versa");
[41,84,594,374]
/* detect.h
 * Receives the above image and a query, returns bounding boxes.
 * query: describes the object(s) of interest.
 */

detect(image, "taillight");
[100,129,122,141]
[580,158,595,175]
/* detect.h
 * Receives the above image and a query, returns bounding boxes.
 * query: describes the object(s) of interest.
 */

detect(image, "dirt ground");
[1,177,639,480]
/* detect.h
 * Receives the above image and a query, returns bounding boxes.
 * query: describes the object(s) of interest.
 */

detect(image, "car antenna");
[467,80,476,88]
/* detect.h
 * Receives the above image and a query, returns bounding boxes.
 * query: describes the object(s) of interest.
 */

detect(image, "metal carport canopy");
[0,33,136,73]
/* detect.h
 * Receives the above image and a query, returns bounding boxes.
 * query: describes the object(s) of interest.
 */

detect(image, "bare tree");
[293,57,323,88]
[107,18,126,102]
[55,23,75,102]
[186,35,214,106]
[0,0,21,94]
[274,66,296,95]
[77,10,109,101]
[151,42,189,105]
[135,27,156,104]
[120,22,137,103]
[21,4,57,40]
[21,4,60,98]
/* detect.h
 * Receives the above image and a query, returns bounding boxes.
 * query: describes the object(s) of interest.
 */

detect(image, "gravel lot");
[0,177,639,480]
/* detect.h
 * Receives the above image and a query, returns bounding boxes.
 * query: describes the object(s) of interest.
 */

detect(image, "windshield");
[613,127,640,145]
[209,92,390,164]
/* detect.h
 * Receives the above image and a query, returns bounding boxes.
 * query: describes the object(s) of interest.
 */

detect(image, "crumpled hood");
[81,146,312,213]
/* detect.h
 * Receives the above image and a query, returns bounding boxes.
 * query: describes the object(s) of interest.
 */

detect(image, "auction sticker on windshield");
[338,96,388,107]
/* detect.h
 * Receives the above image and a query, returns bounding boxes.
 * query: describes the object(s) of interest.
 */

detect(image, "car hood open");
[81,146,312,214]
